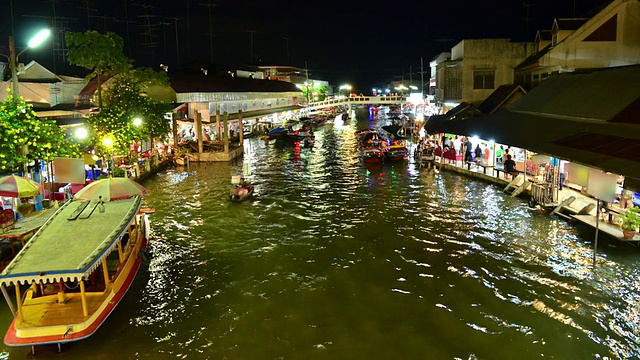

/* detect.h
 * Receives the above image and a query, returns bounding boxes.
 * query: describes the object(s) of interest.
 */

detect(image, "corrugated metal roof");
[508,66,640,121]
[169,72,301,94]
[477,85,526,114]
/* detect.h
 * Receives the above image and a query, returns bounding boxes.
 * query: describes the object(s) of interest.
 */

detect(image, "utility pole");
[420,57,425,98]
[283,37,290,65]
[305,61,310,112]
[522,2,538,38]
[246,30,257,63]
[409,65,413,89]
[199,0,217,63]
[168,17,182,65]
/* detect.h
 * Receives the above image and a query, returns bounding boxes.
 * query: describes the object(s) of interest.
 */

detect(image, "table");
[1,207,58,248]
[495,166,521,179]
[466,162,494,175]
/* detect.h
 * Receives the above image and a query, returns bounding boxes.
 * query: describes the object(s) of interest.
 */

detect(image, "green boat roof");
[0,197,140,286]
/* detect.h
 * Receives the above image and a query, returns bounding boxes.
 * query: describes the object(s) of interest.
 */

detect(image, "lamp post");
[339,84,352,98]
[0,29,51,102]
[99,118,143,177]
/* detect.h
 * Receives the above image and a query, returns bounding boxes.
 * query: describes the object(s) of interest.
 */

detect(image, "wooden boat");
[229,185,254,202]
[384,144,410,161]
[361,147,383,163]
[0,196,150,347]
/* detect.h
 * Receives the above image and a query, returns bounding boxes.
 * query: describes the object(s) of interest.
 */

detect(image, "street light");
[339,84,352,98]
[0,29,51,102]
[101,118,143,177]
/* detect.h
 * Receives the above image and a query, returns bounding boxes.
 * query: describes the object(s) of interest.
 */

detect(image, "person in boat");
[423,143,436,169]
[239,177,249,188]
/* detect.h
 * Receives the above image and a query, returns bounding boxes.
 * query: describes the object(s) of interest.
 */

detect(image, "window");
[473,70,495,90]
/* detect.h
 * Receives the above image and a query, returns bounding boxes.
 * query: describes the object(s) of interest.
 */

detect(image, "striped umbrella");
[0,175,43,198]
[74,177,147,202]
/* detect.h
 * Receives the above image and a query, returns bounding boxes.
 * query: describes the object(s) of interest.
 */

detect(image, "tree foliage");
[66,31,132,106]
[0,90,80,172]
[87,69,171,156]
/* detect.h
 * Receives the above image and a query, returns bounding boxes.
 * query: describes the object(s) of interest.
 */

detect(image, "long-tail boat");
[0,195,150,348]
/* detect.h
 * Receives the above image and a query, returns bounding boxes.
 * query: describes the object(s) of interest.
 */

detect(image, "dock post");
[215,109,221,141]
[239,109,244,146]
[196,111,203,154]
[593,200,600,267]
[223,111,229,153]
[172,113,178,148]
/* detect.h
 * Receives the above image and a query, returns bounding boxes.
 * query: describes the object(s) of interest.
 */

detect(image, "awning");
[425,111,640,191]
[0,197,141,286]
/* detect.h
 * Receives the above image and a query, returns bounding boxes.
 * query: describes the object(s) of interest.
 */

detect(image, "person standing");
[496,145,504,164]
[483,145,490,164]
[474,144,482,163]
[453,136,462,155]
[464,138,473,163]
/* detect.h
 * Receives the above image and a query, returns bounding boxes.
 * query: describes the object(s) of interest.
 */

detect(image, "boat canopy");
[0,197,141,286]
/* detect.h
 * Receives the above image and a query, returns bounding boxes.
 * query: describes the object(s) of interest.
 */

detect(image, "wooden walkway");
[570,214,640,243]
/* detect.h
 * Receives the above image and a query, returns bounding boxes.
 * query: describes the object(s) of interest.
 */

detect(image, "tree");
[0,90,80,172]
[66,31,132,107]
[87,69,171,157]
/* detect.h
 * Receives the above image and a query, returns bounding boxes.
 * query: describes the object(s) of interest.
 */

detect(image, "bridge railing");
[307,96,406,110]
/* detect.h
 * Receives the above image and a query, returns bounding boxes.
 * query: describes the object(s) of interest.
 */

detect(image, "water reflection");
[0,110,639,359]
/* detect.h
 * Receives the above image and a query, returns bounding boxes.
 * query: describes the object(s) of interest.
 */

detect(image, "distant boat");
[361,147,384,163]
[384,143,410,161]
[229,182,254,202]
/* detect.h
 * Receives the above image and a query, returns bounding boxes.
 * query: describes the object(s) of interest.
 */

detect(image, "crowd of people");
[414,135,521,178]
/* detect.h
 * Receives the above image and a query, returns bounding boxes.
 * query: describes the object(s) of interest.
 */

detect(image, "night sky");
[1,0,606,91]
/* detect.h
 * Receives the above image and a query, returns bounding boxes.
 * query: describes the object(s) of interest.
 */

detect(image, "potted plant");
[619,207,640,239]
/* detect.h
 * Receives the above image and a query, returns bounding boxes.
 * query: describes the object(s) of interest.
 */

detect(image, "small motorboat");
[384,144,410,161]
[361,147,383,163]
[229,184,254,202]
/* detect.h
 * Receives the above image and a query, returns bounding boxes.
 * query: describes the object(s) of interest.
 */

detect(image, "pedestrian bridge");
[307,96,407,111]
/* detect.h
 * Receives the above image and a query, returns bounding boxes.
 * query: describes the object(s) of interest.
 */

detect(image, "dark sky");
[1,0,606,92]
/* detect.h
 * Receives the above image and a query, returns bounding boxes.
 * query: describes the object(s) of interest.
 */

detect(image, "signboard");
[565,162,590,187]
[587,169,618,203]
[53,158,85,184]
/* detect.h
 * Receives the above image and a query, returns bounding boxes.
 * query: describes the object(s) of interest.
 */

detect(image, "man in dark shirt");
[504,154,518,178]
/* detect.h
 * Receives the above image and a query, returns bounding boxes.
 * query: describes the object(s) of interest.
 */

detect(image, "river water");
[1,110,640,359]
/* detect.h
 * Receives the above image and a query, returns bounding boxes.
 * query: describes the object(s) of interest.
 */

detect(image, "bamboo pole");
[15,283,22,319]
[102,259,110,287]
[79,280,88,316]
[117,241,124,262]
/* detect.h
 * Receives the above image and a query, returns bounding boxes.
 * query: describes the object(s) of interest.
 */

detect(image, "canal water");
[1,110,640,359]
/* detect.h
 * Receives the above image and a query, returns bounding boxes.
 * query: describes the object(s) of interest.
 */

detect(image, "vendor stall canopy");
[425,64,640,191]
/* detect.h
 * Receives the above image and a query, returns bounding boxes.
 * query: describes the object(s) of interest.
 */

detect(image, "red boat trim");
[4,250,145,347]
